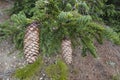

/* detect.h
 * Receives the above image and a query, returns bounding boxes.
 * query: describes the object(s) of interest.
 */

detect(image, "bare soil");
[0,0,13,23]
[0,1,25,80]
[69,41,120,80]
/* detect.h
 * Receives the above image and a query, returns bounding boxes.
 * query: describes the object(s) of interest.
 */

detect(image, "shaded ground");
[70,41,120,80]
[0,1,25,80]
[0,1,120,80]
[0,38,25,80]
[0,0,13,23]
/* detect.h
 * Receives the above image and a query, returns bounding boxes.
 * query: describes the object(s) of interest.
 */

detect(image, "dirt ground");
[0,0,120,80]
[70,41,120,80]
[0,0,13,23]
[0,1,25,80]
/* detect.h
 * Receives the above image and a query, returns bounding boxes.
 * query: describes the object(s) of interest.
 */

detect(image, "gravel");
[0,38,26,80]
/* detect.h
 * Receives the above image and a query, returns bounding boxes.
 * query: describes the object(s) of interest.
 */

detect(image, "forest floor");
[0,0,120,80]
[0,1,25,80]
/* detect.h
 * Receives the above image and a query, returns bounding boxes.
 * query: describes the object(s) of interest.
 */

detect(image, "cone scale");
[61,38,72,64]
[24,22,40,64]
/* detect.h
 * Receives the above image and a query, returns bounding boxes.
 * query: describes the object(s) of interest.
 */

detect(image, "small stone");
[13,56,16,59]
[6,78,10,80]
[5,63,7,66]
[43,73,45,77]
[40,77,43,80]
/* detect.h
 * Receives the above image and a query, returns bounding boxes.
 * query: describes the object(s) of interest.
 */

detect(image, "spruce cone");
[61,38,72,64]
[24,22,40,64]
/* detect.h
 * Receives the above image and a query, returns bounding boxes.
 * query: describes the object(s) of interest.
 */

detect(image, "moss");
[14,57,43,80]
[112,74,120,80]
[45,59,69,80]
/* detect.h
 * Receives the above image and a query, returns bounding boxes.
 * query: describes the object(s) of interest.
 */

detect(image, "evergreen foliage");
[12,0,36,17]
[0,0,120,79]
[103,0,120,37]
[14,57,43,80]
[0,0,120,56]
[112,74,120,80]
[45,59,69,80]
[14,58,68,80]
